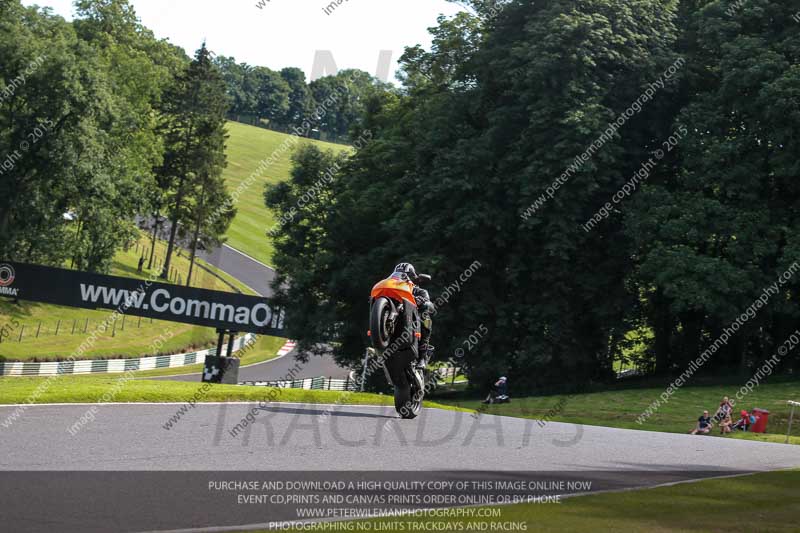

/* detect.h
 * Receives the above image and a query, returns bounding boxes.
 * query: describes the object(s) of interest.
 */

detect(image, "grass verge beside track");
[0,375,461,411]
[292,470,799,533]
[433,380,800,445]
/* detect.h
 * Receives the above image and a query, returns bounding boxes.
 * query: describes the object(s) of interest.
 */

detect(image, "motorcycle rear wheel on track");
[394,369,423,419]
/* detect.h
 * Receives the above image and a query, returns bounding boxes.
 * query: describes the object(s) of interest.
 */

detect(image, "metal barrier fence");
[436,366,461,383]
[0,334,256,376]
[240,376,357,391]
[241,367,463,391]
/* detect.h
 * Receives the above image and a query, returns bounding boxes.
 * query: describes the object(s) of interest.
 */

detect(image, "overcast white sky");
[22,0,464,82]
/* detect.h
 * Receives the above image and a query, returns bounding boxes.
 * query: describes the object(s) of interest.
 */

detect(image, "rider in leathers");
[393,263,435,367]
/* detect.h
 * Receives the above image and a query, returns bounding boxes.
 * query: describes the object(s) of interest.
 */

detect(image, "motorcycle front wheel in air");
[370,296,395,350]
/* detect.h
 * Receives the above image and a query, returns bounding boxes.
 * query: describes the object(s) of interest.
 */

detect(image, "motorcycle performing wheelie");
[368,264,435,419]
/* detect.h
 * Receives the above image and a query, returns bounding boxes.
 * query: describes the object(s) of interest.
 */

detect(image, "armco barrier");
[0,333,256,376]
[241,367,465,390]
[241,375,357,391]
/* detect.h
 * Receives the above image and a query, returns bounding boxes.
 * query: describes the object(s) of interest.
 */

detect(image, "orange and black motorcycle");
[368,269,432,419]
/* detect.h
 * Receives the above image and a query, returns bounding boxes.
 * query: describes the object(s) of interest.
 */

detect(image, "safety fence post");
[788,401,799,444]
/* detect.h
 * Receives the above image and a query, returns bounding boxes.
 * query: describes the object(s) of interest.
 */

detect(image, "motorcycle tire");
[394,369,423,419]
[370,296,394,350]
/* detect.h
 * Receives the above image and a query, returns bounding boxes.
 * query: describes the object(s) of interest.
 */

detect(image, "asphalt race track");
[1,403,799,532]
[198,244,276,298]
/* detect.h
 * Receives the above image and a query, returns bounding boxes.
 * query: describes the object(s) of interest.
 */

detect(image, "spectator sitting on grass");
[690,410,713,435]
[731,410,751,432]
[482,376,509,404]
[713,396,733,423]
[719,413,733,434]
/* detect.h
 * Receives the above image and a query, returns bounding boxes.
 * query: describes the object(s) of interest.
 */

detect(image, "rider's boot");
[416,344,434,370]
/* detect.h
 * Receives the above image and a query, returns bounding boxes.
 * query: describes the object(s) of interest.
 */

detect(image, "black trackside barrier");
[204,328,242,383]
[203,355,241,384]
[0,261,284,336]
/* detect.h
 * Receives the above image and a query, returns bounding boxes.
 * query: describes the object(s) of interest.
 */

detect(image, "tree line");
[266,0,800,391]
[214,57,391,142]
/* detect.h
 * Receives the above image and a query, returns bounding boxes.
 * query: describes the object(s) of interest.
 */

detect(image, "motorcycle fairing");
[370,276,417,307]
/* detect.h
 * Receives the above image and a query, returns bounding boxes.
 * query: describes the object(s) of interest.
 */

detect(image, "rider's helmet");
[393,263,418,281]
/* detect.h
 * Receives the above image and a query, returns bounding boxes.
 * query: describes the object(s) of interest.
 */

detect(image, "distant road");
[197,244,276,297]
[191,243,352,381]
[140,216,274,296]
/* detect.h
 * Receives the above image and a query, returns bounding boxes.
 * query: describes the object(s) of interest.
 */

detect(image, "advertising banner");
[0,261,284,335]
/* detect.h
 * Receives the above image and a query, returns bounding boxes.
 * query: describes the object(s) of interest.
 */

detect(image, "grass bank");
[433,380,800,445]
[223,121,350,265]
[0,374,458,412]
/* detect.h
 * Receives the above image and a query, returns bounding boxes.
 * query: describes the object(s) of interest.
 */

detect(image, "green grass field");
[0,233,268,362]
[223,121,350,265]
[0,375,461,411]
[433,380,800,445]
[312,470,799,533]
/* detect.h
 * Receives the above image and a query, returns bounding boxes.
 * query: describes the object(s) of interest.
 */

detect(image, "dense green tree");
[280,67,315,128]
[251,66,290,127]
[214,56,254,121]
[267,0,688,391]
[156,43,230,280]
[308,69,392,141]
[0,2,143,271]
[70,0,186,272]
[626,0,800,376]
[265,144,351,359]
[0,0,187,273]
[185,123,235,287]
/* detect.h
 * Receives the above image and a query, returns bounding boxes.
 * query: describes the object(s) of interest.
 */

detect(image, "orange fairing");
[371,276,417,306]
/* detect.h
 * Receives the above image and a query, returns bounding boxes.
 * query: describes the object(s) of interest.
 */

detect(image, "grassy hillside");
[223,121,350,265]
[0,233,280,362]
[434,380,800,445]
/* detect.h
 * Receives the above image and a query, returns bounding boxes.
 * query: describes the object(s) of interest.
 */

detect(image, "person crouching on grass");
[690,410,713,435]
[731,410,751,432]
